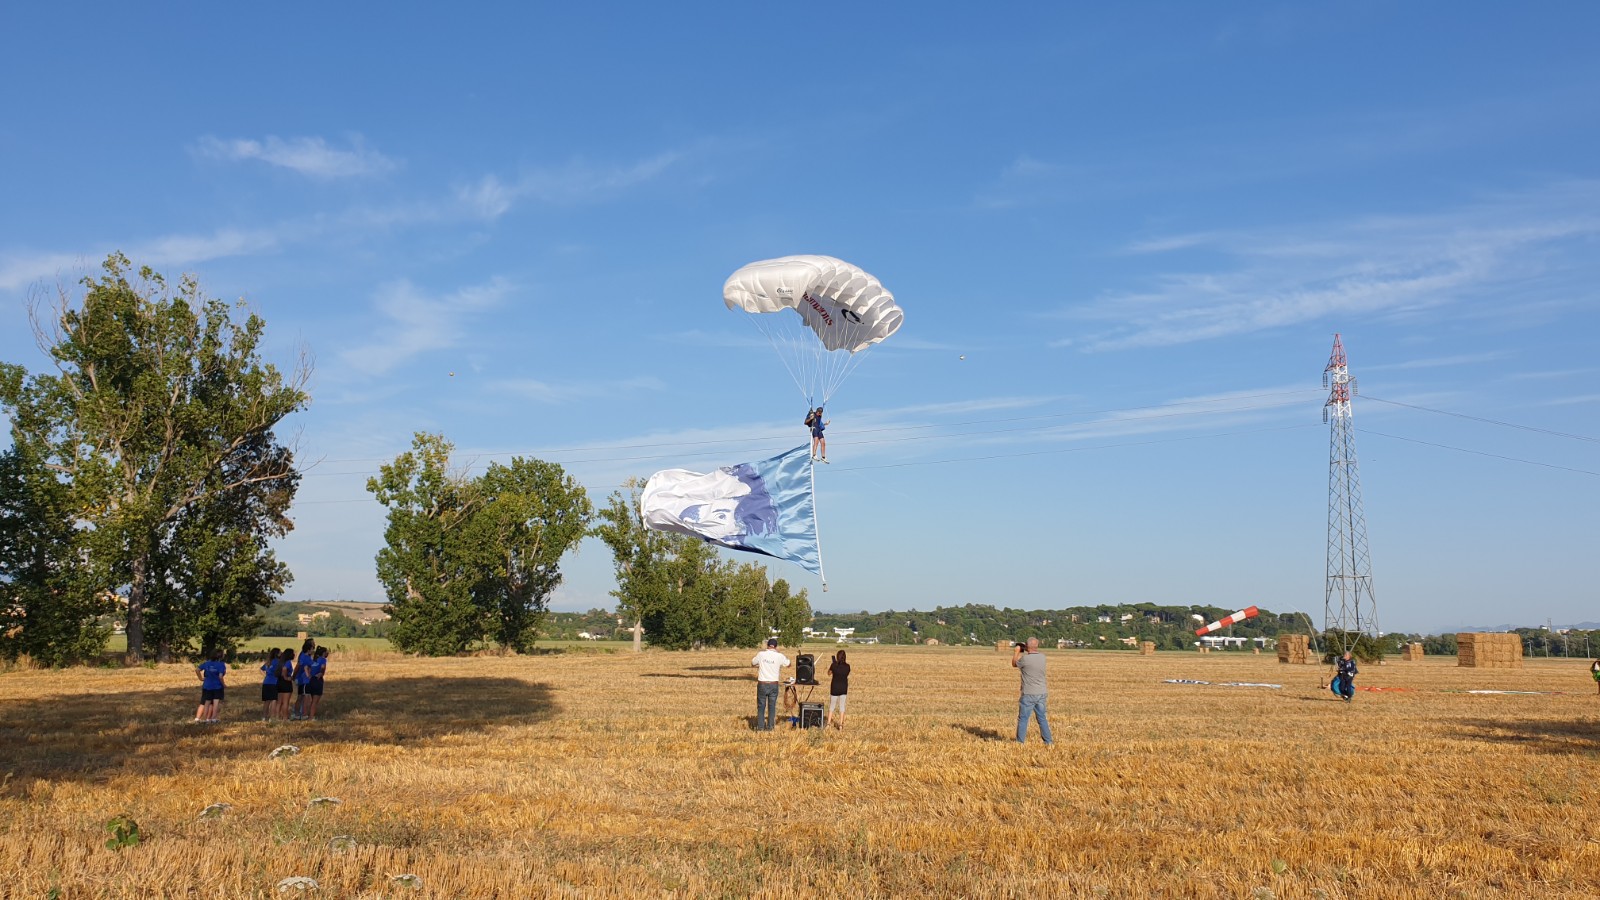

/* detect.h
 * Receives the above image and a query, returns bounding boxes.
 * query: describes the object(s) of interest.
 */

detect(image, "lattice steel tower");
[1323,334,1379,642]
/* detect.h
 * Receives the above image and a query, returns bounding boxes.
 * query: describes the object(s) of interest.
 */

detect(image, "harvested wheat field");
[4,647,1600,899]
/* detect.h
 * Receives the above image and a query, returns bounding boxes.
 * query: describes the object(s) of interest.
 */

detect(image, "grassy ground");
[2,647,1598,898]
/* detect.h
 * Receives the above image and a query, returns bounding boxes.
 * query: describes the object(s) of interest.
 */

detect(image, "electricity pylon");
[1323,334,1379,649]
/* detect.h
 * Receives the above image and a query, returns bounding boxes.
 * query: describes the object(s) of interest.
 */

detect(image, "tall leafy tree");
[0,440,109,665]
[0,254,309,661]
[143,433,298,657]
[369,433,591,655]
[368,433,480,655]
[462,457,592,653]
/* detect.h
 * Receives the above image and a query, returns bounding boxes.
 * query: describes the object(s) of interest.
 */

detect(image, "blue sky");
[3,3,1596,634]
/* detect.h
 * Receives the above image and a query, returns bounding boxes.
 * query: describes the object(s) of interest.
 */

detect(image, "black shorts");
[277,683,293,698]
[261,684,278,702]
[201,687,224,703]
[307,678,324,697]
[296,681,308,696]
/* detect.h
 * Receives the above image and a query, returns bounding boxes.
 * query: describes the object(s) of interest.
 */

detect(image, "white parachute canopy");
[723,255,903,405]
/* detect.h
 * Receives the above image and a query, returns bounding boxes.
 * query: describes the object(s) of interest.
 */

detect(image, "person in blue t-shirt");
[260,649,281,721]
[193,649,228,724]
[292,638,315,720]
[275,647,296,720]
[304,646,329,721]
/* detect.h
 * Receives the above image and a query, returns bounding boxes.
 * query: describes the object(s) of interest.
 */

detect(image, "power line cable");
[1357,428,1600,478]
[306,388,1324,465]
[1363,395,1600,445]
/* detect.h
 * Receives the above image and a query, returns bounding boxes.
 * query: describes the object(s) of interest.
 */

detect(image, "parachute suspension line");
[810,454,827,592]
[745,309,876,411]
[748,315,813,405]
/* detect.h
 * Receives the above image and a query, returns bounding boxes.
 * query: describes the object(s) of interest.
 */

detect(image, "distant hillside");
[298,600,391,624]
[260,601,393,638]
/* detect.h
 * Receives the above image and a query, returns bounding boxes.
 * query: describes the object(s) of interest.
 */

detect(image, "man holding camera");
[751,637,791,731]
[1012,637,1053,746]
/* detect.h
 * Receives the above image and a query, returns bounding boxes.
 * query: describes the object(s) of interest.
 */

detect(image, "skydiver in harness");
[806,407,829,462]
[1333,651,1358,702]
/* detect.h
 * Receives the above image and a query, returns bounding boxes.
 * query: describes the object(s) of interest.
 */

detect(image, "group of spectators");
[750,636,1058,745]
[190,638,329,724]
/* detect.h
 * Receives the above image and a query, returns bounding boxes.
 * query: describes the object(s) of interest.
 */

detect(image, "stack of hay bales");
[995,640,1010,652]
[1277,634,1311,664]
[1402,642,1425,661]
[1139,641,1155,656]
[1457,632,1522,668]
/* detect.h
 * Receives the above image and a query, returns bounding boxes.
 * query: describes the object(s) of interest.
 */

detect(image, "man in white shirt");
[751,637,791,731]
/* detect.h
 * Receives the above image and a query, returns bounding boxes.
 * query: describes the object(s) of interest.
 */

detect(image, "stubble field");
[2,646,1598,898]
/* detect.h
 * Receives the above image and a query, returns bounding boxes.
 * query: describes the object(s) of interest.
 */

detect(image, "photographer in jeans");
[1011,637,1053,746]
[751,637,790,731]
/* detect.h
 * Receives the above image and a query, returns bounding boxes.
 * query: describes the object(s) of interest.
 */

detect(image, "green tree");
[369,433,590,655]
[0,441,110,664]
[369,434,482,655]
[143,433,298,657]
[0,254,309,662]
[461,457,592,653]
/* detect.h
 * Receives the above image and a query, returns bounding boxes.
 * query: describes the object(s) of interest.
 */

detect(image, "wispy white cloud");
[0,251,92,292]
[454,152,683,220]
[1538,393,1600,407]
[194,134,399,179]
[1123,233,1222,255]
[487,376,666,404]
[1504,368,1595,381]
[1058,183,1600,351]
[340,278,513,376]
[0,228,283,294]
[1364,351,1513,372]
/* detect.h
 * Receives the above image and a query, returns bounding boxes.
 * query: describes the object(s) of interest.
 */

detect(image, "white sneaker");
[820,457,829,464]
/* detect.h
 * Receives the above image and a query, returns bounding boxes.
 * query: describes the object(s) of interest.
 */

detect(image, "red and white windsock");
[1194,606,1260,636]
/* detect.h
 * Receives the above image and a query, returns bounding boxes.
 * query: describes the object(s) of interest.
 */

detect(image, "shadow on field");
[953,724,1009,742]
[686,665,748,672]
[1453,718,1600,755]
[0,676,555,792]
[639,672,750,682]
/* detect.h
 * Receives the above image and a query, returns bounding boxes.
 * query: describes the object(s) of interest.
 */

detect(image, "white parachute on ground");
[723,255,903,405]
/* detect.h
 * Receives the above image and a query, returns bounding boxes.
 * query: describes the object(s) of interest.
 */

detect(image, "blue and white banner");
[640,446,821,576]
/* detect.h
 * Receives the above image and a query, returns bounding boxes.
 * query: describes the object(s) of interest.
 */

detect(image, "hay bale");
[1456,632,1522,669]
[1276,634,1311,664]
[1139,641,1155,656]
[995,641,1010,653]
[1401,642,1425,661]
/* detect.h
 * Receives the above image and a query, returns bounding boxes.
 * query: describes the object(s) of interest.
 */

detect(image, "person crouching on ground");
[751,637,790,731]
[1012,637,1052,746]
[826,649,850,730]
[1334,651,1359,702]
